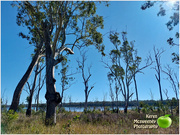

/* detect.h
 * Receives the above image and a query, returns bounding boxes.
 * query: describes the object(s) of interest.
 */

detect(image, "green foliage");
[17,103,25,113]
[2,110,19,125]
[109,32,121,46]
[139,101,145,107]
[39,104,46,112]
[141,1,179,64]
[12,1,106,57]
[26,96,30,103]
[141,107,147,114]
[123,129,127,134]
[73,115,80,121]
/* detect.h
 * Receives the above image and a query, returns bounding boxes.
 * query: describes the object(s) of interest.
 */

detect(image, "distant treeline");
[4,99,178,108]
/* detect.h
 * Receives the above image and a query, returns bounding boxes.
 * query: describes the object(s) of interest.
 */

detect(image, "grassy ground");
[1,109,179,134]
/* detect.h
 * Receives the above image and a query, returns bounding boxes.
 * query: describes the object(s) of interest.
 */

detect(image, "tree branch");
[54,57,64,66]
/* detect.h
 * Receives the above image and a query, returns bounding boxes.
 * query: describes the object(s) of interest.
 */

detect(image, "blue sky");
[1,1,179,105]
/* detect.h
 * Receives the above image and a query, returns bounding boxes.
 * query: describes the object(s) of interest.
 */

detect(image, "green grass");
[1,109,179,134]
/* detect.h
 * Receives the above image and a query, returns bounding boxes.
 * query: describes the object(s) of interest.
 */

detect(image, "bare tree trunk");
[26,93,33,116]
[84,93,88,111]
[9,44,42,112]
[153,47,164,102]
[44,23,61,125]
[36,70,45,111]
[36,92,39,111]
[45,47,59,125]
[133,75,140,113]
[77,51,94,113]
[26,64,39,116]
[158,77,163,102]
[115,80,119,113]
[124,100,128,114]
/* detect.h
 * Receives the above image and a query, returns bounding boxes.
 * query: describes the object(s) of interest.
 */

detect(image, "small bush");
[141,107,147,113]
[2,110,19,126]
[59,107,66,113]
[73,115,80,121]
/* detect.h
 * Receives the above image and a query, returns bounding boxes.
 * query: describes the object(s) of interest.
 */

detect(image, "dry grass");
[1,110,179,134]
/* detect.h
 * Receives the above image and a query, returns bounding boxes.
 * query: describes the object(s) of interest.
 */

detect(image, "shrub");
[2,110,19,125]
[17,104,25,113]
[141,107,147,113]
[73,115,80,121]
[59,107,66,113]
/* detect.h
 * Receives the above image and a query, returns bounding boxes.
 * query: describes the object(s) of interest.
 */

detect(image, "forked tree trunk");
[9,45,42,112]
[26,64,39,116]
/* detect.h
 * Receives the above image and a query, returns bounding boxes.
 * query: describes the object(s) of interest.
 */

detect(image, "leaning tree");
[10,1,106,125]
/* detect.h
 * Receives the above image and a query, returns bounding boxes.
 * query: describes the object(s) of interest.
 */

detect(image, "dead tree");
[59,59,76,108]
[108,73,115,110]
[152,46,165,102]
[25,61,45,116]
[130,50,153,113]
[163,89,169,100]
[77,51,95,112]
[162,65,179,101]
[35,66,45,112]
[163,89,173,115]
[149,89,154,101]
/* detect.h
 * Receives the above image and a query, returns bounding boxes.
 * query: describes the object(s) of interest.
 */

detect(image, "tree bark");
[44,22,61,125]
[9,45,42,112]
[84,89,88,112]
[26,64,39,116]
[26,93,33,116]
[133,75,140,113]
[124,104,128,114]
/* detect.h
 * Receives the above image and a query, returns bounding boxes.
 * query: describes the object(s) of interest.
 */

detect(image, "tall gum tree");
[9,1,47,112]
[104,31,152,113]
[11,1,106,125]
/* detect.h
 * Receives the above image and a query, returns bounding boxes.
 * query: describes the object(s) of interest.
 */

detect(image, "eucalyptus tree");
[104,31,134,113]
[9,1,48,112]
[24,56,45,116]
[58,58,76,108]
[152,47,165,102]
[11,1,106,125]
[129,49,153,112]
[107,73,115,110]
[35,68,45,112]
[77,51,95,112]
[105,31,152,113]
[25,62,40,116]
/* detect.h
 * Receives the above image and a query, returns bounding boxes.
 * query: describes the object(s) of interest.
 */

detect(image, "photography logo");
[157,114,172,128]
